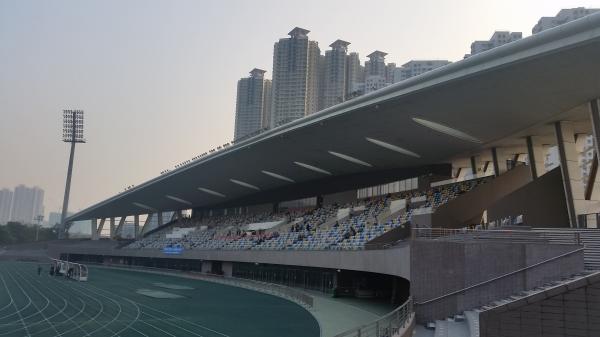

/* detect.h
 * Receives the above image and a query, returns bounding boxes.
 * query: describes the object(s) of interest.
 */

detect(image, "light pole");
[60,109,86,239]
[34,215,44,241]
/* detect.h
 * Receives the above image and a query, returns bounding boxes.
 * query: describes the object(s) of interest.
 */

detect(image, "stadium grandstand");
[3,10,600,337]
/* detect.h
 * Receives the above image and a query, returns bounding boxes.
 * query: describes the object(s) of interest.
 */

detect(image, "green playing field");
[0,261,320,337]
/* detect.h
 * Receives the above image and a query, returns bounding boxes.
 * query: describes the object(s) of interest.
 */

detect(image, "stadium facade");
[55,12,600,337]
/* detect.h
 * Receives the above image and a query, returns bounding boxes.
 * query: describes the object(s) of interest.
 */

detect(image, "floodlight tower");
[60,109,85,239]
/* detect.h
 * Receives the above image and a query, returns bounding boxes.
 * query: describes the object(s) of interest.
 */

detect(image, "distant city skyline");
[1,1,598,219]
[0,184,45,225]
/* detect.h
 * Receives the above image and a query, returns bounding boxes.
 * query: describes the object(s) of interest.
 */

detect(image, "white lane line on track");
[0,279,15,314]
[63,280,153,337]
[0,271,34,321]
[0,272,32,337]
[79,282,205,337]
[41,271,147,337]
[84,276,230,337]
[12,263,117,337]
[11,267,92,337]
[0,266,70,332]
[5,269,62,336]
[138,320,177,337]
[39,279,137,337]
[65,275,213,337]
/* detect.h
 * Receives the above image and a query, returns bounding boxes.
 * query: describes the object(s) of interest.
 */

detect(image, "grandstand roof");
[68,13,600,222]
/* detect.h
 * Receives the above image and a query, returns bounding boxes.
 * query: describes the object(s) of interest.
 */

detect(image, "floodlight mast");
[60,109,85,239]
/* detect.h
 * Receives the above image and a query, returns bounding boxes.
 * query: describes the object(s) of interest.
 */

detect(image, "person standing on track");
[37,264,42,275]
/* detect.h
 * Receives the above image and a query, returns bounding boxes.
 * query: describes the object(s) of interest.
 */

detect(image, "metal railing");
[411,227,582,244]
[414,247,584,306]
[87,263,314,308]
[190,273,314,308]
[334,298,413,337]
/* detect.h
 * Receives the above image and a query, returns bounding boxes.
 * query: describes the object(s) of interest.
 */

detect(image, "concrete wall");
[432,165,532,228]
[323,189,357,206]
[201,260,212,273]
[50,242,412,280]
[480,272,600,337]
[410,240,585,323]
[222,261,233,277]
[487,167,569,227]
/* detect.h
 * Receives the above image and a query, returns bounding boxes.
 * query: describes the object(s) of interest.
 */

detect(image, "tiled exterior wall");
[480,273,600,337]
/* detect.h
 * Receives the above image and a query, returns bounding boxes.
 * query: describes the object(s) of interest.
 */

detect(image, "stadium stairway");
[533,228,600,270]
[421,271,598,337]
[434,228,600,271]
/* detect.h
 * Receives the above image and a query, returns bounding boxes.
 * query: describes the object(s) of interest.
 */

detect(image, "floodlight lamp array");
[62,109,86,143]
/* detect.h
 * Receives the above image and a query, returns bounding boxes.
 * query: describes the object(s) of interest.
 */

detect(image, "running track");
[0,262,319,337]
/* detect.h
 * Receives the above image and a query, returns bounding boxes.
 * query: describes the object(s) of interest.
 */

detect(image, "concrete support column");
[109,217,116,239]
[91,219,99,240]
[470,156,479,178]
[555,121,585,227]
[587,99,600,203]
[140,214,152,237]
[451,158,471,178]
[491,148,501,177]
[97,218,105,238]
[157,212,163,227]
[526,136,547,179]
[134,215,140,239]
[115,216,126,238]
[589,99,600,159]
[202,261,212,274]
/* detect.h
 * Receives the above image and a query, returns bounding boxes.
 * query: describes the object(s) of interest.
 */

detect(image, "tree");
[0,222,57,244]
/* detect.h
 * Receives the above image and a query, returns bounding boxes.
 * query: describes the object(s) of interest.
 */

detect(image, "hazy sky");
[1,0,598,218]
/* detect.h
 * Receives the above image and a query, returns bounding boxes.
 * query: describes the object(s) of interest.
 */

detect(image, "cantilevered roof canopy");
[68,13,600,222]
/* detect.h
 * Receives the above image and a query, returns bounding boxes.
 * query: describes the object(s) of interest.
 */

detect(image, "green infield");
[0,261,320,337]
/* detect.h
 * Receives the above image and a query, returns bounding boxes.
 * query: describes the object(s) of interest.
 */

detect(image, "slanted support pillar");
[526,136,537,179]
[527,136,547,179]
[91,219,99,240]
[157,212,163,227]
[109,217,116,239]
[115,216,126,238]
[134,215,140,239]
[140,214,152,237]
[590,99,600,167]
[586,98,600,203]
[470,156,478,178]
[97,218,105,238]
[491,148,500,177]
[555,121,584,228]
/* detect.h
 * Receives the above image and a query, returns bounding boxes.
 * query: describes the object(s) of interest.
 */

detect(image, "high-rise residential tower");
[10,185,44,225]
[0,188,13,225]
[345,52,364,98]
[364,51,389,94]
[394,60,451,82]
[271,27,321,127]
[321,40,350,109]
[465,31,522,58]
[533,8,599,34]
[234,68,272,140]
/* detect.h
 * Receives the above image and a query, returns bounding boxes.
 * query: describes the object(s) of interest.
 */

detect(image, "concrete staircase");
[419,271,597,337]
[434,228,600,270]
[533,228,600,270]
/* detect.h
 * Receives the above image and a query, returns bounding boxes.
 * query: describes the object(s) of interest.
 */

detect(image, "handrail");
[333,297,413,337]
[415,247,584,305]
[411,227,583,244]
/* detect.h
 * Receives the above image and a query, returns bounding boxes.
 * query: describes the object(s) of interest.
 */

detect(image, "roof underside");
[68,13,600,222]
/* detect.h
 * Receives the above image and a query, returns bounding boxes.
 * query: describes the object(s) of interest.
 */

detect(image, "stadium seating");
[124,177,492,251]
